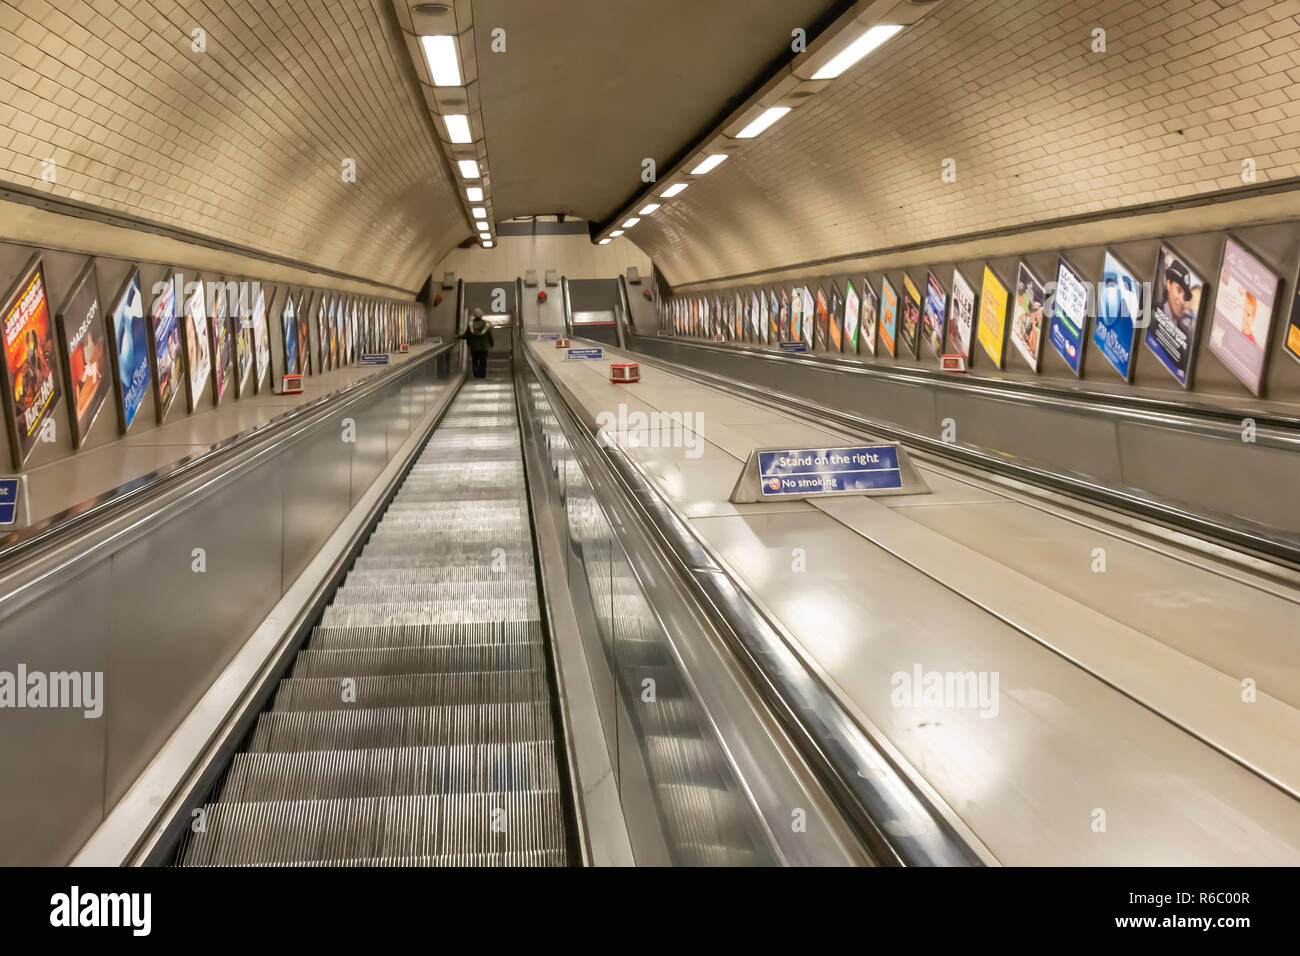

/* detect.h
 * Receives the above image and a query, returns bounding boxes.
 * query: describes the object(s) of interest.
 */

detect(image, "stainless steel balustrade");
[0,340,464,866]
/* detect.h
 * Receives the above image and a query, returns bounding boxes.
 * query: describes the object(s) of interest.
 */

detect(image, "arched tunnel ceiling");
[0,0,465,291]
[471,0,844,224]
[630,0,1300,286]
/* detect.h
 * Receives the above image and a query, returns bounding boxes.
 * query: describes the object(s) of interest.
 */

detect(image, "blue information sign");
[779,341,809,353]
[537,333,560,340]
[361,353,390,366]
[0,478,20,525]
[567,348,603,360]
[758,446,903,496]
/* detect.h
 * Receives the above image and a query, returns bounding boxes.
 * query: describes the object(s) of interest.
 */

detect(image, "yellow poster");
[978,265,1009,367]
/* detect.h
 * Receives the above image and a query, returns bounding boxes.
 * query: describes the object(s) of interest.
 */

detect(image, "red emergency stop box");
[610,362,640,383]
[556,337,570,348]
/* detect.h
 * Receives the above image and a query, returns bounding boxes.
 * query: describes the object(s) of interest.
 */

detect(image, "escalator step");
[320,599,540,626]
[290,644,546,678]
[309,621,543,650]
[269,671,552,710]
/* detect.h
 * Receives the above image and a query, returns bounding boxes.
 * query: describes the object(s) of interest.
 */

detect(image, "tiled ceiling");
[633,0,1300,286]
[0,0,466,291]
[471,0,844,224]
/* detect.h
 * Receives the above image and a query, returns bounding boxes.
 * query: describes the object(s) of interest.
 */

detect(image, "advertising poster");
[1285,284,1300,368]
[900,274,922,357]
[110,270,150,433]
[750,290,761,341]
[1208,237,1279,396]
[0,258,62,467]
[880,277,898,357]
[183,278,211,410]
[211,288,233,404]
[282,294,298,376]
[830,288,844,352]
[252,286,271,389]
[922,271,947,358]
[801,287,814,346]
[766,290,777,343]
[734,292,744,340]
[350,299,359,361]
[326,297,337,371]
[947,269,976,360]
[234,289,254,396]
[815,286,832,351]
[779,289,790,341]
[861,281,879,356]
[791,287,804,343]
[297,293,311,374]
[977,266,1009,368]
[150,276,180,420]
[844,280,860,353]
[1094,251,1143,382]
[1010,261,1046,371]
[1049,256,1089,376]
[55,260,111,448]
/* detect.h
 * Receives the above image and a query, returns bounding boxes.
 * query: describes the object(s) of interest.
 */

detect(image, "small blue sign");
[537,333,560,340]
[0,478,20,526]
[567,348,603,360]
[779,341,810,353]
[758,446,903,496]
[361,353,390,366]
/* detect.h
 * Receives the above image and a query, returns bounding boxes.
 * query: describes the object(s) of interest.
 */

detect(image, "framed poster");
[251,285,271,389]
[297,291,311,374]
[108,269,150,434]
[750,290,761,341]
[211,285,234,404]
[844,280,860,354]
[860,280,879,357]
[350,299,359,362]
[947,268,976,361]
[1146,245,1206,388]
[791,286,804,343]
[767,289,779,343]
[234,285,254,397]
[1049,256,1088,376]
[977,265,1009,368]
[0,256,63,468]
[149,274,181,421]
[1208,236,1279,396]
[1010,261,1046,372]
[779,289,790,341]
[1284,282,1300,368]
[801,287,814,346]
[282,292,298,376]
[880,276,899,357]
[900,274,922,357]
[1094,250,1143,382]
[922,271,947,358]
[182,276,211,411]
[815,286,832,351]
[734,291,744,340]
[55,259,111,448]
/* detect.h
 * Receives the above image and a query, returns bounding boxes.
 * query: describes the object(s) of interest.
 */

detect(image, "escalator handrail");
[0,340,461,572]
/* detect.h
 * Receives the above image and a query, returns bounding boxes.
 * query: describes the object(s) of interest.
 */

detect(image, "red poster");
[2,257,63,467]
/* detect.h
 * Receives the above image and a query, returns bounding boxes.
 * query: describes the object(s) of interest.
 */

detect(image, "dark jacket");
[459,318,494,352]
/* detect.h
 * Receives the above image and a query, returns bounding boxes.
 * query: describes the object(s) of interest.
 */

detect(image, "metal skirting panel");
[0,349,460,865]
[629,337,1300,538]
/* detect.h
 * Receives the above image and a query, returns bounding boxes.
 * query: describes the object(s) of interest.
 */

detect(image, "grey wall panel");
[105,457,283,809]
[349,397,389,506]
[0,560,112,866]
[281,426,353,590]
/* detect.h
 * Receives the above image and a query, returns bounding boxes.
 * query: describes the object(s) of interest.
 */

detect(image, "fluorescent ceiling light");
[420,35,461,87]
[661,183,688,197]
[811,24,903,79]
[598,238,611,245]
[736,106,790,139]
[475,220,489,230]
[471,206,487,217]
[466,187,483,201]
[609,230,624,237]
[443,113,471,143]
[458,159,480,179]
[621,217,640,228]
[638,203,660,215]
[479,231,491,239]
[482,241,494,248]
[690,154,727,175]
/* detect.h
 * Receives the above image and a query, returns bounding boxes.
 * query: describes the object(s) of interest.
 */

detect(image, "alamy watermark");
[595,404,705,458]
[0,665,103,718]
[891,664,999,719]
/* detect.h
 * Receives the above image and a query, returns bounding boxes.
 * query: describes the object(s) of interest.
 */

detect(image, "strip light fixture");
[811,24,903,79]
[458,159,480,179]
[690,154,728,175]
[736,106,790,139]
[443,113,471,143]
[420,35,461,86]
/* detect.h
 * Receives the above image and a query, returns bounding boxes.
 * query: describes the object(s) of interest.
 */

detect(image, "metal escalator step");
[246,702,556,753]
[269,671,552,710]
[320,599,540,626]
[210,850,567,867]
[308,621,543,650]
[331,582,537,606]
[178,790,567,865]
[219,742,560,802]
[290,644,545,678]
[344,567,535,587]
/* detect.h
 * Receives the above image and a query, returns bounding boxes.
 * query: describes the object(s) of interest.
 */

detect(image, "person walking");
[459,308,494,378]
